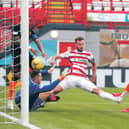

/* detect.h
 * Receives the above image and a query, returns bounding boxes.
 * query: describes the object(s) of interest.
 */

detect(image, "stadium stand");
[1,0,129,52]
[0,0,129,31]
[46,0,74,24]
[71,0,129,12]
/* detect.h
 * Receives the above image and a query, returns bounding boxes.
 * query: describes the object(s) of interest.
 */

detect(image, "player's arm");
[40,66,54,75]
[35,68,68,94]
[36,79,60,93]
[51,51,70,66]
[88,53,96,82]
[40,70,49,75]
[30,30,48,58]
[34,38,48,58]
[91,61,96,82]
[29,46,38,56]
[51,55,61,66]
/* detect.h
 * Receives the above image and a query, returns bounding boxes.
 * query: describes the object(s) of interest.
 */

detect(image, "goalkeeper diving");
[15,67,69,112]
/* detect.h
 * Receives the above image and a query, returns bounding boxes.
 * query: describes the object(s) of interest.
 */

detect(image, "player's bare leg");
[52,85,63,94]
[39,92,51,101]
[35,92,51,108]
[36,91,60,108]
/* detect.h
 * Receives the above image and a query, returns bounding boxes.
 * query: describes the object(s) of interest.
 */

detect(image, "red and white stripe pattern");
[61,50,94,77]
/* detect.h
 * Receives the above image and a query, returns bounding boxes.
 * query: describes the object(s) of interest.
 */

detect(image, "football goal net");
[0,0,40,128]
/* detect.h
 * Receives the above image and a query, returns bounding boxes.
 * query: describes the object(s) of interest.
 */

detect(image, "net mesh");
[0,1,21,123]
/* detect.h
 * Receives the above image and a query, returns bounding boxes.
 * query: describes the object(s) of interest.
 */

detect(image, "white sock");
[7,100,14,110]
[118,91,128,103]
[98,90,119,102]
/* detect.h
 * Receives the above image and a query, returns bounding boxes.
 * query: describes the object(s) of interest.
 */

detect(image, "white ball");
[50,30,59,38]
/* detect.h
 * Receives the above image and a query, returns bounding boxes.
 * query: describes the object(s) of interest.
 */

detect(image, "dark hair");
[75,37,84,43]
[31,70,40,79]
[14,24,20,31]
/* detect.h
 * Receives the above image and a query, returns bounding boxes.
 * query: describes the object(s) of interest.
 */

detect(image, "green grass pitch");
[0,88,129,129]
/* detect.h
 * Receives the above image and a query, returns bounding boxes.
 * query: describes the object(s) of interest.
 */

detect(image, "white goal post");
[21,0,29,124]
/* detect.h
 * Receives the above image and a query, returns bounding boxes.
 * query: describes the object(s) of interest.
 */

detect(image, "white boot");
[7,100,14,110]
[117,91,128,103]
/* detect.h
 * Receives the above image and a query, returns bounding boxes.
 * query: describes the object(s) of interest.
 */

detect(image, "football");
[31,57,44,70]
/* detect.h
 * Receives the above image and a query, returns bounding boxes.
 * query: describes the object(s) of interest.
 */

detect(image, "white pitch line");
[49,102,129,105]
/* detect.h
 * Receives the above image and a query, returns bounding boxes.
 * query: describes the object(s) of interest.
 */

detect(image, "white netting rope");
[0,2,21,123]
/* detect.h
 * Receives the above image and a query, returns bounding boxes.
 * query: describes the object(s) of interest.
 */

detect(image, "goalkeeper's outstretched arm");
[40,70,49,75]
[40,66,55,75]
[36,79,61,94]
[36,67,69,94]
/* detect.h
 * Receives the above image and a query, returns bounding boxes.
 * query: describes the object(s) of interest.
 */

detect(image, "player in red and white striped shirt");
[50,37,124,103]
[61,48,95,79]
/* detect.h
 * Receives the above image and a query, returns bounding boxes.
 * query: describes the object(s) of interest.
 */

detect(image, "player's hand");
[90,76,96,82]
[48,67,53,74]
[48,69,53,74]
[48,65,56,74]
[50,60,55,66]
[42,52,49,59]
[31,48,38,56]
[59,68,69,81]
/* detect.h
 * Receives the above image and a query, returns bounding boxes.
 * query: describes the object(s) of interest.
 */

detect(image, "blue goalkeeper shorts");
[15,91,42,112]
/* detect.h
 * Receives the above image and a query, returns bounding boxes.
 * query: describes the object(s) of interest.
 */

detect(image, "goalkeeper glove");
[59,67,69,81]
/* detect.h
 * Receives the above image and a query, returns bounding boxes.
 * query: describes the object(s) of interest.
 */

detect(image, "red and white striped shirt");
[60,50,94,77]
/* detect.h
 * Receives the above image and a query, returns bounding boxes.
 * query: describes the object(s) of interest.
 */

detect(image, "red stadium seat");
[13,8,20,24]
[73,10,82,22]
[29,7,45,29]
[29,7,36,25]
[29,7,35,16]
[2,7,13,22]
[0,7,2,19]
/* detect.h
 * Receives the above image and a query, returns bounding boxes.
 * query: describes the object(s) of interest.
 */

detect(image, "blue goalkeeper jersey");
[15,70,60,111]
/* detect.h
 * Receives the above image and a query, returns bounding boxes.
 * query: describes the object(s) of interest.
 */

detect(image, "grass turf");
[0,88,129,129]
